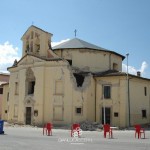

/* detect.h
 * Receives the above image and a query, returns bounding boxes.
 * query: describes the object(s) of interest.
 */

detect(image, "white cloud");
[139,61,148,74]
[0,39,71,73]
[2,40,147,78]
[0,41,20,72]
[122,61,148,77]
[51,39,70,47]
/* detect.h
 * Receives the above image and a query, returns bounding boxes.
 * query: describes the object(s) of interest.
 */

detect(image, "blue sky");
[0,0,150,78]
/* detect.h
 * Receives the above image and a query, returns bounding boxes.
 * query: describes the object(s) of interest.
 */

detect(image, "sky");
[0,0,150,78]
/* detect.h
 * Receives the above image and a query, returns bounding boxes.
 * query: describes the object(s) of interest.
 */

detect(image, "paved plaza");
[0,125,150,150]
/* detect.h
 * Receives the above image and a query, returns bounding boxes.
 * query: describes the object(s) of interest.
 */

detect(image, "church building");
[2,26,150,127]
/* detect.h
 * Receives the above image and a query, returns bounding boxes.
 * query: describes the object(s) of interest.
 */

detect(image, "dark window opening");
[28,81,35,94]
[5,110,7,113]
[114,112,119,117]
[142,110,147,118]
[104,85,111,99]
[76,107,82,114]
[73,73,85,87]
[67,59,72,65]
[144,87,147,96]
[34,110,38,117]
[0,88,3,94]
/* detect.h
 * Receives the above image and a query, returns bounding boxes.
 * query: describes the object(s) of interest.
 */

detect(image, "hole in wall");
[73,73,85,87]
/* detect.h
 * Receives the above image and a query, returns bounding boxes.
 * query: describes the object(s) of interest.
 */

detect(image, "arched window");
[26,68,35,95]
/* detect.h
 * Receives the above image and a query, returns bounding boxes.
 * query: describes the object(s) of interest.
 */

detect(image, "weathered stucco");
[2,26,150,128]
[54,49,122,72]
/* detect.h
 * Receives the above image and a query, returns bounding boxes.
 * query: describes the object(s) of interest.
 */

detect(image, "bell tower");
[21,25,53,58]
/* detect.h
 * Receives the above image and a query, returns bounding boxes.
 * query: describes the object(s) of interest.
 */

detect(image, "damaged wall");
[54,49,123,72]
[68,68,95,123]
[5,26,129,127]
[70,72,91,91]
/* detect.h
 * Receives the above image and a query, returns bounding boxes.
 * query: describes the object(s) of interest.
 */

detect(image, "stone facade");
[2,26,150,127]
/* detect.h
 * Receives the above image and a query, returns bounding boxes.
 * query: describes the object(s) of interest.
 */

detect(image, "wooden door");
[26,107,31,125]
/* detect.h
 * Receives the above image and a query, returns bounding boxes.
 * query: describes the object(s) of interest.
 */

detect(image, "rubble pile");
[80,120,103,131]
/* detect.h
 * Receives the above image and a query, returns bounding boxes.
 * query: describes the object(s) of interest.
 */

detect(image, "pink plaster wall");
[0,74,9,119]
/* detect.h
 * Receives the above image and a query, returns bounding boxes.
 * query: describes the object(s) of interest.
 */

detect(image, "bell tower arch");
[21,25,53,58]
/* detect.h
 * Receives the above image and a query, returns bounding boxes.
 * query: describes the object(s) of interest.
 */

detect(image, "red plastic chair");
[134,125,145,139]
[71,123,80,137]
[103,124,113,138]
[43,123,53,136]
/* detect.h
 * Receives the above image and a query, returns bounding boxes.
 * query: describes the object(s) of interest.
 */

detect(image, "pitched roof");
[93,70,126,77]
[93,70,150,81]
[52,38,125,60]
[7,53,62,70]
[53,38,107,50]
